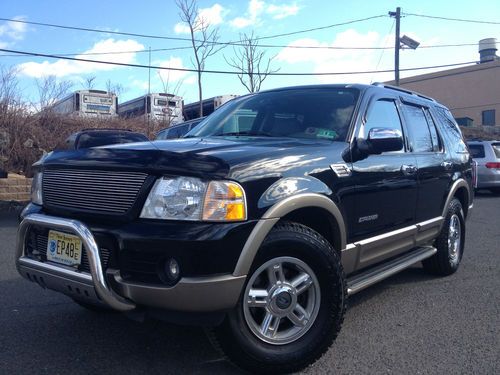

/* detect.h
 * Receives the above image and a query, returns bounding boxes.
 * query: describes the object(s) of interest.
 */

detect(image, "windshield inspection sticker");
[317,128,337,140]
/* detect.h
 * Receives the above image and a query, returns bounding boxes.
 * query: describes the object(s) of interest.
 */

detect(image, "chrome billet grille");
[42,169,148,214]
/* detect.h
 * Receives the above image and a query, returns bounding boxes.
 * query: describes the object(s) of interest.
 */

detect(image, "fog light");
[165,258,180,282]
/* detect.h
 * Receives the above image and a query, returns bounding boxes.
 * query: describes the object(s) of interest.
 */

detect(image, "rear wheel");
[423,198,465,276]
[209,222,347,374]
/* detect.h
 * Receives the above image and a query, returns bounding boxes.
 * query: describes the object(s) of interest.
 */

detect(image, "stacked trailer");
[51,90,118,117]
[118,93,184,125]
[183,95,238,120]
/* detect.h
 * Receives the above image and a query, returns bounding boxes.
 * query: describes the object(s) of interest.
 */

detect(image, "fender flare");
[442,178,471,219]
[233,193,346,277]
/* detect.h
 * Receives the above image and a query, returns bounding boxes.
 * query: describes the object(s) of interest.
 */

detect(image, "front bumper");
[16,213,246,313]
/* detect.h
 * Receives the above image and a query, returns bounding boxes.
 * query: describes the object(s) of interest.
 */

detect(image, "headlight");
[31,172,43,205]
[140,177,246,222]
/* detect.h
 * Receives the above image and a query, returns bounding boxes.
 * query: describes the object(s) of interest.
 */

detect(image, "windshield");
[187,88,359,142]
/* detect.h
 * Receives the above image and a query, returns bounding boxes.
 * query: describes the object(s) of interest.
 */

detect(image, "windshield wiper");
[215,131,273,137]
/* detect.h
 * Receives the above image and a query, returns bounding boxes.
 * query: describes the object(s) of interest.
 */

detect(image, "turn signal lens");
[202,181,247,221]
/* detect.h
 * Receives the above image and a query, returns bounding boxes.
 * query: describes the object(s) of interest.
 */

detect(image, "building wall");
[387,60,500,127]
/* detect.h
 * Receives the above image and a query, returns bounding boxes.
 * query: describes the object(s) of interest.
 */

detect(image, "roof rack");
[371,82,436,102]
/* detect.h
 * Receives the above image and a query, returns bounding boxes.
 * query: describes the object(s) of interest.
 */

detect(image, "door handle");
[441,161,453,170]
[401,164,418,176]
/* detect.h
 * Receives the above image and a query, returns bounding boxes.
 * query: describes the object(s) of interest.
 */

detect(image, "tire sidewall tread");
[211,221,347,374]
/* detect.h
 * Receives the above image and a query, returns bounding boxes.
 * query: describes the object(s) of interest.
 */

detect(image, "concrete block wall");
[0,174,32,201]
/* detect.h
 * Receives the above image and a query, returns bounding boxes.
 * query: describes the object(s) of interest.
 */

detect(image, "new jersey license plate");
[47,230,83,266]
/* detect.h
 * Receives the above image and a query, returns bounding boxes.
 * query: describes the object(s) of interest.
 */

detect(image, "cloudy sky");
[1,0,499,105]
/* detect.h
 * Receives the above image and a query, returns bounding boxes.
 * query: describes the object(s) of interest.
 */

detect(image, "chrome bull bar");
[16,213,135,311]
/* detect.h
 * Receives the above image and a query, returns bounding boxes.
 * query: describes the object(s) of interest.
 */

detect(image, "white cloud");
[19,39,145,78]
[230,0,299,28]
[266,3,299,19]
[0,16,28,46]
[277,29,388,84]
[174,23,190,34]
[199,4,225,26]
[156,57,196,86]
[174,3,226,34]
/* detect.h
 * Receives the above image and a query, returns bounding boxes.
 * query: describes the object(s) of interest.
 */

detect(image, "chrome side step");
[347,246,437,295]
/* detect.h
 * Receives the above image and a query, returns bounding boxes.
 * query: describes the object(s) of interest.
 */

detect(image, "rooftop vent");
[478,38,498,63]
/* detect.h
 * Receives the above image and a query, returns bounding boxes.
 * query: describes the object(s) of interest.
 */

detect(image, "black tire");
[422,198,465,276]
[489,187,500,195]
[209,222,347,374]
[72,298,114,312]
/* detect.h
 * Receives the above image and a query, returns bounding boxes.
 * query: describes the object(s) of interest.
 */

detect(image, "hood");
[40,137,349,182]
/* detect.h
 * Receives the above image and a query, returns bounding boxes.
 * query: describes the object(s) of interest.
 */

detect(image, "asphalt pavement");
[1,192,499,374]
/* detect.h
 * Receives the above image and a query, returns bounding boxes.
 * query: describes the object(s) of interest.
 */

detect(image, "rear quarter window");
[492,143,500,158]
[433,107,468,153]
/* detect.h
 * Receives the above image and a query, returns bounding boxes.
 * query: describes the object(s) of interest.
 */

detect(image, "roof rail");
[371,82,436,102]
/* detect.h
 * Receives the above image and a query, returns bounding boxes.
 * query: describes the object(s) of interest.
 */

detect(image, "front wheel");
[209,222,347,374]
[423,198,465,276]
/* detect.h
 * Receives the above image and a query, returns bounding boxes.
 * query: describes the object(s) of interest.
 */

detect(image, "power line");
[450,102,500,111]
[404,12,500,25]
[0,15,387,48]
[0,41,483,59]
[254,15,387,40]
[0,17,484,55]
[371,19,395,83]
[0,46,193,58]
[0,47,478,76]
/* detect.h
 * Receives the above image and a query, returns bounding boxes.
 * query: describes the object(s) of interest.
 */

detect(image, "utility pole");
[147,46,151,137]
[389,7,401,86]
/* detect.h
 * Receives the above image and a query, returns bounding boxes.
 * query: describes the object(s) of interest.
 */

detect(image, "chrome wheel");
[448,214,461,265]
[243,256,321,345]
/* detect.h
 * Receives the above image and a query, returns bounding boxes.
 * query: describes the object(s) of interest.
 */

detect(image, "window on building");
[482,110,496,126]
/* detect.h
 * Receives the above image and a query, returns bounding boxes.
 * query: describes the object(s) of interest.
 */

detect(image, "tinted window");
[482,110,495,126]
[468,144,485,158]
[156,130,168,140]
[434,107,468,153]
[402,104,433,152]
[167,124,189,139]
[190,88,360,141]
[423,109,442,151]
[360,100,404,146]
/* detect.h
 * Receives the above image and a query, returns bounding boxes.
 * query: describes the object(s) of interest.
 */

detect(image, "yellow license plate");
[47,230,83,266]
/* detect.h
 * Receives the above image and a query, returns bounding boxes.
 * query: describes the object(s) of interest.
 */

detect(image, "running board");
[347,246,437,295]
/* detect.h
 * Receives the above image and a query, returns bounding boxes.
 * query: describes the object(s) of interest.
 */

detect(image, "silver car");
[467,140,500,193]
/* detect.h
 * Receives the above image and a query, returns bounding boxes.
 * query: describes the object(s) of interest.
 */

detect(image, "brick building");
[386,38,499,127]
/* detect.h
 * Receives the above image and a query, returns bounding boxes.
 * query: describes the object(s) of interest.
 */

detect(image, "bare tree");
[35,75,73,110]
[105,79,124,97]
[225,32,279,93]
[176,0,224,117]
[83,75,97,90]
[0,66,22,110]
[157,71,185,131]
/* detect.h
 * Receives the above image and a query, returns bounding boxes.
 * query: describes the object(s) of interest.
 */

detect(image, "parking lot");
[1,192,499,375]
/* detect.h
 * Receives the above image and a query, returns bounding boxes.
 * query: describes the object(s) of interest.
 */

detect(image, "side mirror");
[342,128,403,163]
[366,127,404,154]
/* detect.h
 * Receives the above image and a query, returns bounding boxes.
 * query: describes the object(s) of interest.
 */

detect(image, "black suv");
[17,84,474,374]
